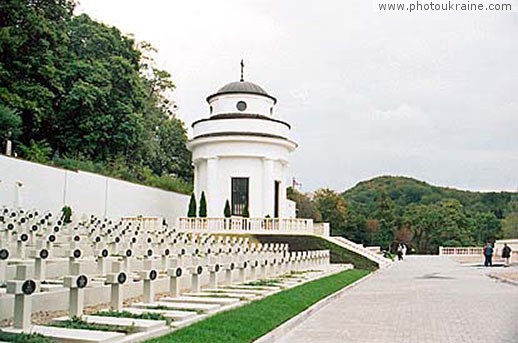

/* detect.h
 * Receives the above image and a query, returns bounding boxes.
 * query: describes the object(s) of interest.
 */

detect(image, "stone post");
[106,261,127,311]
[139,269,158,304]
[33,249,49,281]
[63,272,88,317]
[167,266,182,297]
[7,264,37,331]
[96,249,109,275]
[0,248,9,283]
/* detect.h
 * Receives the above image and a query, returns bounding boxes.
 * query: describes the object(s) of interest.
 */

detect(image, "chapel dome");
[207,80,277,104]
[217,81,268,95]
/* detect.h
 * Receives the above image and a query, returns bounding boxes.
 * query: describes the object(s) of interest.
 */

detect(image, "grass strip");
[147,269,369,343]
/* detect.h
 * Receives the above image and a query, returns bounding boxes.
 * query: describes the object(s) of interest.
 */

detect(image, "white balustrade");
[177,217,316,235]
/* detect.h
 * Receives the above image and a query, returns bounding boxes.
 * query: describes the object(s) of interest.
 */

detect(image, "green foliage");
[0,105,22,141]
[18,140,52,163]
[0,0,192,188]
[199,191,207,217]
[51,157,192,194]
[147,269,369,343]
[0,331,53,343]
[342,176,515,253]
[254,234,378,271]
[313,188,347,236]
[224,199,231,218]
[287,187,322,221]
[188,193,197,217]
[51,316,137,334]
[60,205,72,224]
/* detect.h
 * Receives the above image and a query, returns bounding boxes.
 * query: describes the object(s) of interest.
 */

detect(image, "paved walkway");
[274,256,518,343]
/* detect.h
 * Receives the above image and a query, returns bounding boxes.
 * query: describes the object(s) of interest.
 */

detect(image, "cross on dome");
[240,59,244,82]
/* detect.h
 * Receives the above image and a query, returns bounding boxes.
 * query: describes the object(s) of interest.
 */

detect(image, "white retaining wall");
[0,155,190,224]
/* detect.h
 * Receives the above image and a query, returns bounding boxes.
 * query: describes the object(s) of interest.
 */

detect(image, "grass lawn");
[147,268,370,343]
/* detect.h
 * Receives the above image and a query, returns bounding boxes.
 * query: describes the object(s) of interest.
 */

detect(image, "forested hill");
[341,176,518,253]
[344,176,515,217]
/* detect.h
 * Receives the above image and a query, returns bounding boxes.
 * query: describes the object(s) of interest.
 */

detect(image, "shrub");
[0,105,22,141]
[188,193,197,217]
[199,191,207,217]
[224,199,231,218]
[19,140,52,163]
[61,205,72,224]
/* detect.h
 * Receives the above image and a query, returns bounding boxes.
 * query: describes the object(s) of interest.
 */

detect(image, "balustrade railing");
[439,247,486,255]
[177,217,316,235]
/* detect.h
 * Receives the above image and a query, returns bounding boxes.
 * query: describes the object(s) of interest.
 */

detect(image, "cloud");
[76,0,518,192]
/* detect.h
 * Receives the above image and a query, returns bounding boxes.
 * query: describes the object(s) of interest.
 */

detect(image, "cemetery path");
[272,255,518,343]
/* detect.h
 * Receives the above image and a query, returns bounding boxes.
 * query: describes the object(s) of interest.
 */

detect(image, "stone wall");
[0,155,189,224]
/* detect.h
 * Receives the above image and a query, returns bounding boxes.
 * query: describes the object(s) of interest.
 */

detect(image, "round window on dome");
[236,101,247,112]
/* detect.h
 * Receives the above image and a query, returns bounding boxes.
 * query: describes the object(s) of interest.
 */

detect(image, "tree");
[314,188,347,236]
[472,212,502,243]
[373,191,397,250]
[0,0,193,192]
[287,187,322,221]
[224,199,231,218]
[199,191,207,217]
[187,193,197,217]
[0,105,22,142]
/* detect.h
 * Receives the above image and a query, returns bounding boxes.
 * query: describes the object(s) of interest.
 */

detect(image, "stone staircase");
[324,236,393,269]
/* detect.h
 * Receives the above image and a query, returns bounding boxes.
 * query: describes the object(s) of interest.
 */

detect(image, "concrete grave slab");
[160,295,240,305]
[2,325,124,343]
[122,307,197,321]
[186,291,258,299]
[53,315,167,332]
[132,301,220,313]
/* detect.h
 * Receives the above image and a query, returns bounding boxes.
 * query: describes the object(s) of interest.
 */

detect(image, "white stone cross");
[6,264,37,331]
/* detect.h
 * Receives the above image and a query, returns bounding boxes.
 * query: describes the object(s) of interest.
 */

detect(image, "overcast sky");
[76,0,518,193]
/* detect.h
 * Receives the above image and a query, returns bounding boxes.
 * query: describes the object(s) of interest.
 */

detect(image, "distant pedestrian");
[402,243,407,258]
[483,243,493,267]
[502,243,512,266]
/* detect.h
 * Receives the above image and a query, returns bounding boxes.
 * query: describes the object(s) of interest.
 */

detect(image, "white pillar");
[206,157,219,217]
[262,158,274,217]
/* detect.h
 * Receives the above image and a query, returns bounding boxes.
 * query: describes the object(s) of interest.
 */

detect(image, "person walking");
[483,242,494,267]
[502,243,512,266]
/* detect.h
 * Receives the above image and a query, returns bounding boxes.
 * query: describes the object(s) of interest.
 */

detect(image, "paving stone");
[273,256,518,343]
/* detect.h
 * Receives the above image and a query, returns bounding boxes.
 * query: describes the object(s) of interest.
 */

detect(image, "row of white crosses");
[1,206,331,332]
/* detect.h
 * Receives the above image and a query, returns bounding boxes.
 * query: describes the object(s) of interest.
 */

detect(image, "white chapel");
[187,64,297,218]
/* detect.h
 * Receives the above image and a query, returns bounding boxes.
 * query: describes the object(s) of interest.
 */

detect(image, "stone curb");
[253,268,379,343]
[488,273,518,286]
